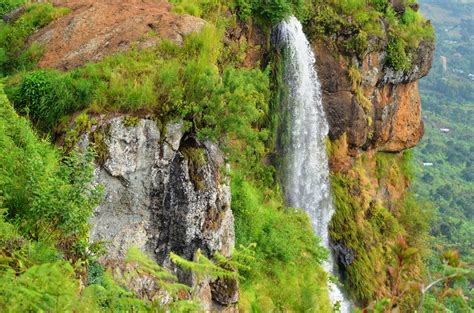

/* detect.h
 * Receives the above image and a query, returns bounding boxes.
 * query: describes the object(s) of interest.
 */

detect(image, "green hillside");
[414,0,474,310]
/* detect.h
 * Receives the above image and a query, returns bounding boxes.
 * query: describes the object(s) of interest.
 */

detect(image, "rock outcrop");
[31,0,206,70]
[314,39,433,152]
[79,116,236,309]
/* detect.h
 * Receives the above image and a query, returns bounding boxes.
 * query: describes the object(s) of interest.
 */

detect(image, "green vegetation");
[305,0,434,71]
[169,0,223,20]
[413,0,474,310]
[181,146,207,190]
[348,65,372,116]
[329,151,431,310]
[231,170,331,311]
[234,0,310,26]
[1,1,333,311]
[0,2,69,75]
[0,86,101,240]
[2,0,461,311]
[9,69,93,129]
[0,0,25,16]
[0,84,246,312]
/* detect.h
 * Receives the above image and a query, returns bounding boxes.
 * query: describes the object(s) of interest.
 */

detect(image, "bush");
[370,0,388,12]
[170,0,223,20]
[231,170,331,312]
[401,7,417,25]
[235,0,309,26]
[0,0,25,16]
[0,86,102,237]
[386,37,411,71]
[13,70,89,128]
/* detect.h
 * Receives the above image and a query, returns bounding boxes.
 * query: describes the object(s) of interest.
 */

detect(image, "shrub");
[0,86,102,237]
[345,30,369,56]
[386,37,411,71]
[0,0,25,17]
[401,7,417,25]
[170,0,223,20]
[14,70,87,128]
[338,0,366,15]
[231,170,331,312]
[235,0,308,26]
[370,0,388,12]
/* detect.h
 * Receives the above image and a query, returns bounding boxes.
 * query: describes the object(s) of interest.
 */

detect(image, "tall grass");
[0,3,70,75]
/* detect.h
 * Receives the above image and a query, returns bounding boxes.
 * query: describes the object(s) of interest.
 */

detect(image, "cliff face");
[315,39,433,153]
[310,20,434,306]
[79,116,237,309]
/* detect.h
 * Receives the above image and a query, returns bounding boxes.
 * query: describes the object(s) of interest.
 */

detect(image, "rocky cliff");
[305,5,435,306]
[77,116,237,309]
[315,40,433,153]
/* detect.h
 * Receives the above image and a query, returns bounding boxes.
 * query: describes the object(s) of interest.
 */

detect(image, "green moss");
[386,37,412,71]
[400,149,415,182]
[181,146,207,191]
[63,112,95,152]
[348,65,372,120]
[122,116,140,127]
[375,152,394,180]
[91,124,111,166]
[344,30,369,56]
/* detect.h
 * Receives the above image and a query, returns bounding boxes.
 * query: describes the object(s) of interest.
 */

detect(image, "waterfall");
[273,16,351,312]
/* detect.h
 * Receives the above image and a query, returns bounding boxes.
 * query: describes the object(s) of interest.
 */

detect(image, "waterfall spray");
[273,16,351,312]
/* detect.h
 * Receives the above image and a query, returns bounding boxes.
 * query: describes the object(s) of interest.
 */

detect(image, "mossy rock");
[181,146,207,191]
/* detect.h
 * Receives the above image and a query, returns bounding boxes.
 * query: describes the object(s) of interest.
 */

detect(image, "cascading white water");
[273,16,351,312]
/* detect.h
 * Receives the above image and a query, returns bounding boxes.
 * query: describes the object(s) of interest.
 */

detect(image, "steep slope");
[296,0,435,309]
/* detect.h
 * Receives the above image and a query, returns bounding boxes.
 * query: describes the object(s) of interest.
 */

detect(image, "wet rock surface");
[84,116,235,307]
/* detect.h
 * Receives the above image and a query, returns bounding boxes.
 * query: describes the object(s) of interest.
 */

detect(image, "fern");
[125,247,191,295]
[170,249,239,283]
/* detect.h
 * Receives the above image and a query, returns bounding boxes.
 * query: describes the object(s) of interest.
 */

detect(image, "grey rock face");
[380,38,434,85]
[88,116,234,277]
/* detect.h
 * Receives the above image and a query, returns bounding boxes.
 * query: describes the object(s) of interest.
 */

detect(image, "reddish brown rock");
[313,37,432,153]
[374,82,424,152]
[30,0,206,70]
